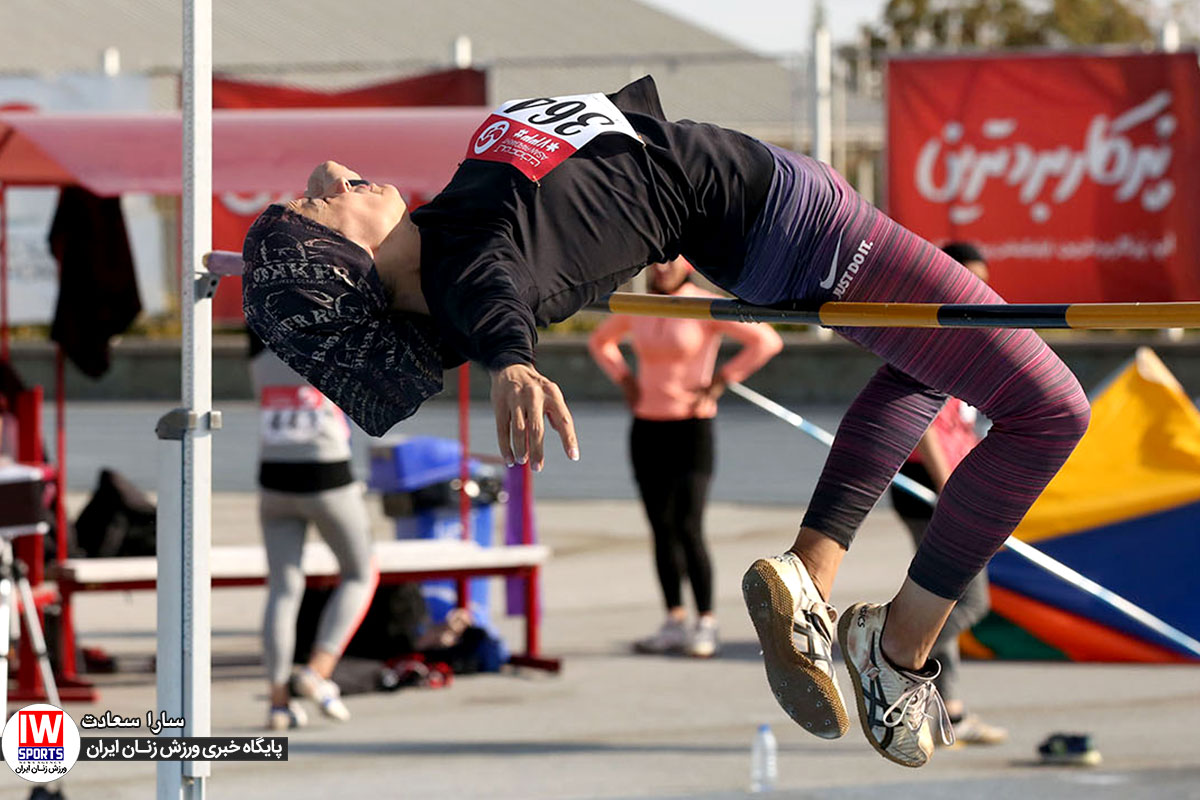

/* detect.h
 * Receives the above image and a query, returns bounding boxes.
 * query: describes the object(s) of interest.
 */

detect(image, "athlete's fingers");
[511,404,529,465]
[494,399,515,467]
[527,386,546,471]
[544,386,579,461]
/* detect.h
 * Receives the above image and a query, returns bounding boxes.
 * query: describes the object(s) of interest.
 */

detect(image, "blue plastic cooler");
[369,437,494,628]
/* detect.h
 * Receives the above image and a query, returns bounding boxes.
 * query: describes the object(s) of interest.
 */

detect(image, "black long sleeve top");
[411,76,774,371]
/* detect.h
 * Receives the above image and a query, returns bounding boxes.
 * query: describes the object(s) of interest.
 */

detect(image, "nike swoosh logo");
[819,234,843,290]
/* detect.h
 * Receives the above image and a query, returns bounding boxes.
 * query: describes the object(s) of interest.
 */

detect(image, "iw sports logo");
[2,704,81,782]
[17,709,63,761]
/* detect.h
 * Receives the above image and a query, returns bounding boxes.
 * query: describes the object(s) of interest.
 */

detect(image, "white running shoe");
[838,602,955,767]
[294,667,351,722]
[952,713,1009,746]
[688,617,720,658]
[267,700,308,731]
[633,618,690,655]
[742,553,849,739]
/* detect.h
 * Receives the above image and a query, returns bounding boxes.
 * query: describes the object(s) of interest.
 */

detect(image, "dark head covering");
[242,204,443,436]
[941,241,986,266]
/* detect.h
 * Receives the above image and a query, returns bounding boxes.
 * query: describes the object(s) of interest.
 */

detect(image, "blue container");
[369,436,479,493]
[395,504,494,629]
[371,436,502,646]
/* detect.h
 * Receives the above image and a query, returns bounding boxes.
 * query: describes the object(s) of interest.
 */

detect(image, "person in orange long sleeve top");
[589,257,782,657]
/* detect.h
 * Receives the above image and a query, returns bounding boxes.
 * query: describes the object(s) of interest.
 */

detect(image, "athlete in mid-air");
[242,76,1089,767]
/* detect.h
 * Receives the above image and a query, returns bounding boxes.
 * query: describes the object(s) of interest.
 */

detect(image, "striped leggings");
[734,147,1090,600]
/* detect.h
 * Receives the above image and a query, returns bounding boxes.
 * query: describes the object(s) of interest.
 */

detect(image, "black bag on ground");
[73,469,156,557]
[293,582,426,663]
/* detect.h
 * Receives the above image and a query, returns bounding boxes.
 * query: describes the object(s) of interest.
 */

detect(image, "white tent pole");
[158,0,212,798]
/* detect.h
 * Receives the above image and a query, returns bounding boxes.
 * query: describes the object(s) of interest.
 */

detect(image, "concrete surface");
[3,494,1197,799]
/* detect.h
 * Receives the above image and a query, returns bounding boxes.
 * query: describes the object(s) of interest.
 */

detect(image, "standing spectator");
[589,258,782,657]
[887,242,1007,746]
[250,332,379,730]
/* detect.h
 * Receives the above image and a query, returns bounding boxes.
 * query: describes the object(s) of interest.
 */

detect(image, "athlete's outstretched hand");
[491,364,580,472]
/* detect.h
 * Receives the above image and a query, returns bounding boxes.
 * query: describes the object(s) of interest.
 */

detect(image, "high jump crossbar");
[206,251,1200,331]
[598,293,1200,329]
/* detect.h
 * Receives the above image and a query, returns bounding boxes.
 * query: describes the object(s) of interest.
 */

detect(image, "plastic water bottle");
[750,723,778,793]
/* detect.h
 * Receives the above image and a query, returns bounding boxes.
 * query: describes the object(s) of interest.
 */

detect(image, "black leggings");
[630,417,715,614]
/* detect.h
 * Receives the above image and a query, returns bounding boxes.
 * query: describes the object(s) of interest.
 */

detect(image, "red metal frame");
[455,366,558,671]
[10,387,94,701]
[1,184,8,361]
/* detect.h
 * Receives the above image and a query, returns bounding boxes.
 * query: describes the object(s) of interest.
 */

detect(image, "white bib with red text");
[465,93,643,181]
[259,385,349,447]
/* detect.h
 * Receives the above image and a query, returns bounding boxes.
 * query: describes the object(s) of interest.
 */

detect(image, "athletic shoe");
[838,602,954,767]
[294,667,351,722]
[741,552,848,739]
[953,713,1009,745]
[1037,733,1102,766]
[688,617,720,658]
[633,618,690,655]
[267,700,308,731]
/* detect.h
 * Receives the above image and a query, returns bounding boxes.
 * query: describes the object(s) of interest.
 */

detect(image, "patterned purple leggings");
[733,147,1091,600]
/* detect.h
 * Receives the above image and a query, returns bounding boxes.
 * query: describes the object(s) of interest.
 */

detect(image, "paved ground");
[3,490,1198,799]
[4,400,1197,798]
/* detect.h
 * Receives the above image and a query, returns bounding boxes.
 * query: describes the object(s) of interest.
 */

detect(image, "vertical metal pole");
[1,184,8,362]
[159,0,211,797]
[456,365,471,609]
[520,462,538,656]
[810,1,832,165]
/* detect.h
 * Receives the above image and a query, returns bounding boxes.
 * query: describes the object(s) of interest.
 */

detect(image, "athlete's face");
[290,161,408,256]
[648,258,691,294]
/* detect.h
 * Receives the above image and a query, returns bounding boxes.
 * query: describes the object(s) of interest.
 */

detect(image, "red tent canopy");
[0,107,491,196]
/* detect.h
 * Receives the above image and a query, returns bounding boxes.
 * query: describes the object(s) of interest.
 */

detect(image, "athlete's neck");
[374,213,428,315]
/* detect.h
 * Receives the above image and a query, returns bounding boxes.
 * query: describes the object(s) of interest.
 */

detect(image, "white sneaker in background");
[952,713,1009,746]
[688,617,720,658]
[742,552,849,739]
[294,667,352,722]
[633,618,690,655]
[267,700,308,731]
[838,602,954,767]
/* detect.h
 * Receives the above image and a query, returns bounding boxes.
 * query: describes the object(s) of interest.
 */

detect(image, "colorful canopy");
[0,107,490,196]
[966,348,1200,663]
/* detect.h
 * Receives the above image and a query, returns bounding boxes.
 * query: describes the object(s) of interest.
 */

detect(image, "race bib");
[259,386,348,447]
[465,93,643,181]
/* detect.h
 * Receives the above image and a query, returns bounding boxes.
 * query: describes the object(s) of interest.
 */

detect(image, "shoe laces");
[880,665,956,747]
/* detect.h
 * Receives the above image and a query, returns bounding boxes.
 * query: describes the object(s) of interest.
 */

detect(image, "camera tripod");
[0,524,60,716]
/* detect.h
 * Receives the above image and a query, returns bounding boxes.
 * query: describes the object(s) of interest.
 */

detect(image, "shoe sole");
[742,559,848,739]
[837,605,925,768]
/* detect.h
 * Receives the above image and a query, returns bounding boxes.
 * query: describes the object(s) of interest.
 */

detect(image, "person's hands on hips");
[491,364,580,471]
[694,375,727,411]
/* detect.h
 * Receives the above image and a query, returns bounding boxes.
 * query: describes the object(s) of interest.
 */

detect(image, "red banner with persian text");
[887,52,1200,302]
[208,68,486,323]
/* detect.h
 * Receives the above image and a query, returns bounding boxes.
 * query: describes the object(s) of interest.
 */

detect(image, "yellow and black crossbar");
[597,293,1200,330]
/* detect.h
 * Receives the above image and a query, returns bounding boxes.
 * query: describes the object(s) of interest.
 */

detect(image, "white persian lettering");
[914,92,1176,223]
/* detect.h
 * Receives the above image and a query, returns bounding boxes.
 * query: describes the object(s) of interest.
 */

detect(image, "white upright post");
[810,1,832,165]
[157,0,212,798]
[810,1,834,340]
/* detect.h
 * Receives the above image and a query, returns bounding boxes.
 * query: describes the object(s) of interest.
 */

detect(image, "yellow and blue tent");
[965,348,1200,663]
